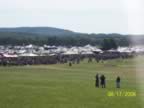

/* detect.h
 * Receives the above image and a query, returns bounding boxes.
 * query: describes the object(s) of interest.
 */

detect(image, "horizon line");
[0,26,144,35]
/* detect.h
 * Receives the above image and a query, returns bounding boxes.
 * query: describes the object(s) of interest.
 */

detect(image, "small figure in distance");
[103,75,106,88]
[100,75,106,88]
[116,76,121,88]
[69,62,72,67]
[95,74,99,88]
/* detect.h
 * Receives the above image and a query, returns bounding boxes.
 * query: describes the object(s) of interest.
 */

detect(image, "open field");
[0,57,144,108]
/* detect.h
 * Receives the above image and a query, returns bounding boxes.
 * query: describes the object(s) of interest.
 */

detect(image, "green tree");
[101,38,118,50]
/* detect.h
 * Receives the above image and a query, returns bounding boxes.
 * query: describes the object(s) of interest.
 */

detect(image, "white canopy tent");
[19,53,38,57]
[3,54,18,58]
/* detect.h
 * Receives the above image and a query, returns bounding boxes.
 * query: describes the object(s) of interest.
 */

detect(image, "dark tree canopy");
[101,38,118,50]
[0,30,143,46]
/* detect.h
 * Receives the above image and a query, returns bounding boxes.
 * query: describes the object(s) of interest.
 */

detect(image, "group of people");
[0,56,59,66]
[95,74,121,88]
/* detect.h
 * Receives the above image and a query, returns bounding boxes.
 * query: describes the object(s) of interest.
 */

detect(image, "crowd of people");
[0,56,58,66]
[0,50,134,66]
[95,74,121,88]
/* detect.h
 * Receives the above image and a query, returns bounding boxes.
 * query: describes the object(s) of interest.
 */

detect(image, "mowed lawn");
[0,57,143,108]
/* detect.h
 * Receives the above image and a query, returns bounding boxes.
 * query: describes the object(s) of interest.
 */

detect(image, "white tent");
[3,54,18,58]
[117,47,132,53]
[19,53,38,57]
[80,51,94,55]
[62,51,79,55]
[17,50,26,54]
[25,44,34,49]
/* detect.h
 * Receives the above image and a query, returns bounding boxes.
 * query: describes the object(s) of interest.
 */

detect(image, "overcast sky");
[0,0,144,34]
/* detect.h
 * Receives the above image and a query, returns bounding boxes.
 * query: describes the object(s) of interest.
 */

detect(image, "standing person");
[103,75,106,88]
[69,62,72,67]
[116,76,121,88]
[100,75,103,88]
[95,74,99,88]
[100,75,106,88]
[100,75,105,88]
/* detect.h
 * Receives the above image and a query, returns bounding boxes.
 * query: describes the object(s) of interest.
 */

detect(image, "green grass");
[0,57,143,108]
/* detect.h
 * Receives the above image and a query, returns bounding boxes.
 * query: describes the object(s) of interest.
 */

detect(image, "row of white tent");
[0,45,144,58]
[117,46,144,53]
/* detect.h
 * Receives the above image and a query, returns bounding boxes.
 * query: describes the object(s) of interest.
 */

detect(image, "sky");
[0,0,144,34]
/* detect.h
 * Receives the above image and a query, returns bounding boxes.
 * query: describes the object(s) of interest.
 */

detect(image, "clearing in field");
[0,57,143,108]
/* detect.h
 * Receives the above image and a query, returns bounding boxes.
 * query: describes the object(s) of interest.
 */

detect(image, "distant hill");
[0,27,76,36]
[0,27,144,46]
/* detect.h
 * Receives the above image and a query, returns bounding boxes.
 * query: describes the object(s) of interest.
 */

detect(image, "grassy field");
[0,57,143,108]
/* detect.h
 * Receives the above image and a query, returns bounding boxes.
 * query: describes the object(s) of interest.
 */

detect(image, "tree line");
[0,32,143,47]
